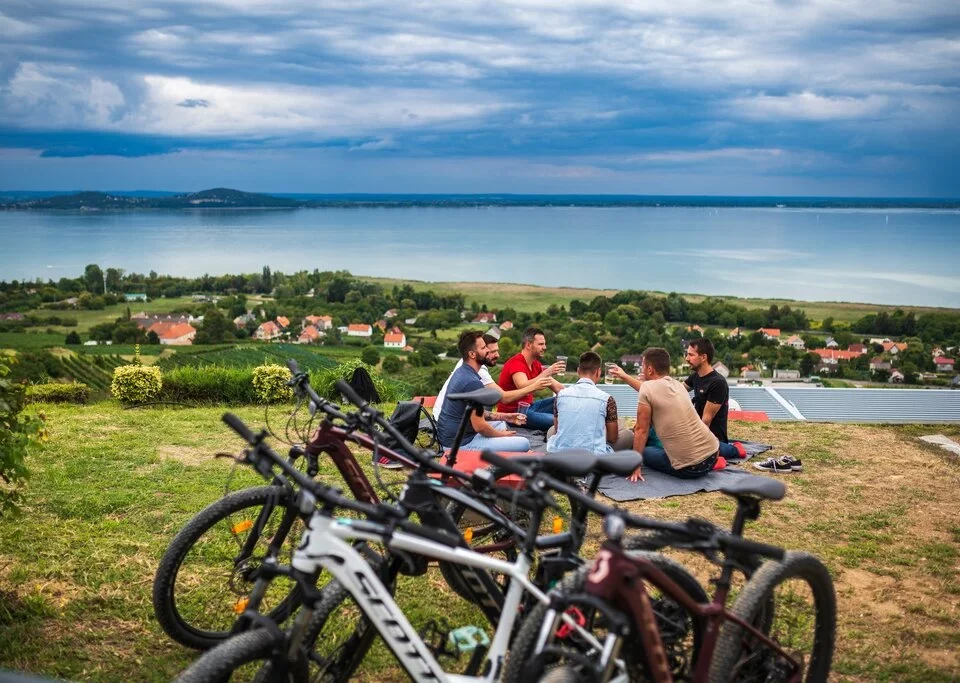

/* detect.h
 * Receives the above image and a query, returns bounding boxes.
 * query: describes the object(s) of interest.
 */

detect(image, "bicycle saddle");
[593,451,643,476]
[719,475,786,501]
[447,387,501,407]
[510,449,598,477]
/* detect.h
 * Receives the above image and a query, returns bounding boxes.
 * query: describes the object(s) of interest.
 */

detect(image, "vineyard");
[57,353,126,392]
[156,344,342,372]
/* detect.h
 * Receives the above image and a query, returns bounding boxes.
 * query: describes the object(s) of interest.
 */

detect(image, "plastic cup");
[556,355,568,375]
[604,363,617,385]
[517,401,531,415]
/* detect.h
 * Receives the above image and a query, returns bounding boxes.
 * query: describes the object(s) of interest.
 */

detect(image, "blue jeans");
[523,397,556,431]
[642,447,717,479]
[462,421,530,452]
[718,441,740,460]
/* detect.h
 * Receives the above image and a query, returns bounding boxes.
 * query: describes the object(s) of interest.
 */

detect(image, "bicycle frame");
[288,511,612,683]
[533,539,804,683]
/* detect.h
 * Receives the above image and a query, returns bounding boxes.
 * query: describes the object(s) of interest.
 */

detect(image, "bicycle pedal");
[448,625,490,655]
[419,619,457,660]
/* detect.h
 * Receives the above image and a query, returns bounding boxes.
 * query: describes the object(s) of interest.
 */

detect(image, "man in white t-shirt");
[433,328,552,418]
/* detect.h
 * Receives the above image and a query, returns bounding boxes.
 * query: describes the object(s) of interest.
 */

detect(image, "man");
[435,330,531,452]
[628,347,719,481]
[433,327,550,417]
[684,338,743,461]
[547,351,633,454]
[497,327,564,431]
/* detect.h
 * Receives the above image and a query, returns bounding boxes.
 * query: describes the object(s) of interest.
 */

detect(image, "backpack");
[384,399,442,456]
[348,366,382,404]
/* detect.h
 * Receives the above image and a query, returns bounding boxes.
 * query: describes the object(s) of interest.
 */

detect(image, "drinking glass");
[604,363,617,385]
[556,355,568,376]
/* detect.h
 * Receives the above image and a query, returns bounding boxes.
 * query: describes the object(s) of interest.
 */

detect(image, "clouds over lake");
[1,0,959,193]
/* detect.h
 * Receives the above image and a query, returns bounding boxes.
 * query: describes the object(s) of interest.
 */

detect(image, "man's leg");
[718,441,740,460]
[641,447,714,479]
[466,432,531,452]
[612,428,634,451]
[525,396,556,431]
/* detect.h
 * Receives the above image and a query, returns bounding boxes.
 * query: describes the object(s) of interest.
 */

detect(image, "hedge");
[159,366,258,404]
[26,383,90,404]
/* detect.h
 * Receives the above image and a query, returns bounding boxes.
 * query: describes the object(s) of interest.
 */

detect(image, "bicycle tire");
[174,627,308,683]
[709,551,836,683]
[504,551,708,683]
[437,499,519,603]
[538,664,592,683]
[153,486,304,650]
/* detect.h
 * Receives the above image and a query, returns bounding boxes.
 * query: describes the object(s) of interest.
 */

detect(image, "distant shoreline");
[2,188,959,211]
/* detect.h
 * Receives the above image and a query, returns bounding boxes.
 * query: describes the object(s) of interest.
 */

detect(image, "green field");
[20,296,199,334]
[1,405,958,681]
[359,276,958,322]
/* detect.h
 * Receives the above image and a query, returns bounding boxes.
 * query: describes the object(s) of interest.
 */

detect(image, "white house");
[255,321,282,341]
[782,335,805,350]
[758,327,781,340]
[889,369,905,383]
[713,361,730,378]
[157,323,197,346]
[934,357,955,373]
[824,337,839,349]
[383,332,406,348]
[773,369,801,380]
[347,323,373,338]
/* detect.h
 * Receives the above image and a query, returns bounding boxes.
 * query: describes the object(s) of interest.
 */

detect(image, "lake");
[1,206,958,307]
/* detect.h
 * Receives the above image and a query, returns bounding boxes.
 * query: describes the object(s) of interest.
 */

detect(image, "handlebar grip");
[286,359,301,375]
[335,379,368,408]
[479,450,532,478]
[222,412,257,445]
[723,535,786,561]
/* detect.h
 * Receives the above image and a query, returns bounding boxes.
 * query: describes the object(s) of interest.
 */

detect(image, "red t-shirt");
[497,353,543,412]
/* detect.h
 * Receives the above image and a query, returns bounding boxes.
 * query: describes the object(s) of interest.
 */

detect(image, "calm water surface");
[0,207,958,307]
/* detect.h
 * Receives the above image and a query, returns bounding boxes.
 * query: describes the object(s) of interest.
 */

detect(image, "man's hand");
[503,412,526,426]
[628,466,644,483]
[607,365,629,381]
[496,430,518,437]
[533,375,553,390]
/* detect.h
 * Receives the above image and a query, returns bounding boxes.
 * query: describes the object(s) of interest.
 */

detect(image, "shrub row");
[26,382,90,404]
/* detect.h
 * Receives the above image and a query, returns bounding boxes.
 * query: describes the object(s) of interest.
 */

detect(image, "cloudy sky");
[1,0,959,195]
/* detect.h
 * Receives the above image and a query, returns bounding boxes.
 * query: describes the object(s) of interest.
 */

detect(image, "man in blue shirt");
[436,330,531,452]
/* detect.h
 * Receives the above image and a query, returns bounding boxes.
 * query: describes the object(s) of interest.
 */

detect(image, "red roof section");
[276,316,290,328]
[758,327,781,337]
[259,321,279,333]
[384,333,405,343]
[158,323,196,340]
[299,326,320,340]
[812,348,861,361]
[935,357,955,364]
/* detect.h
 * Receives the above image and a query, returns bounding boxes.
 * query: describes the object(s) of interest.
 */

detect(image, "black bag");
[383,399,442,456]
[348,366,382,404]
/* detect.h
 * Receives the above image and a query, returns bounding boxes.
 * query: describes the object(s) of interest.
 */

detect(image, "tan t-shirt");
[638,376,719,468]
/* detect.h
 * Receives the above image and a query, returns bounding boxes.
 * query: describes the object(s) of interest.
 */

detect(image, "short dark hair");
[577,351,602,374]
[522,327,544,347]
[642,347,671,375]
[458,330,484,360]
[687,338,715,363]
[482,333,499,345]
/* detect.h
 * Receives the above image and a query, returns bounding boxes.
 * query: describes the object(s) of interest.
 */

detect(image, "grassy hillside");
[1,404,958,681]
[359,276,958,322]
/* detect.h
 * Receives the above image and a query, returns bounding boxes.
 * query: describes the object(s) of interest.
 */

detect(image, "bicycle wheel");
[437,499,519,603]
[504,551,708,683]
[153,486,306,650]
[709,551,836,683]
[538,664,593,683]
[174,627,308,683]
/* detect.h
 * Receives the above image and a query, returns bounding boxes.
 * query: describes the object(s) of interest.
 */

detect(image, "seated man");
[628,347,720,481]
[433,327,551,418]
[496,326,564,431]
[436,330,530,453]
[547,351,633,454]
[684,338,743,461]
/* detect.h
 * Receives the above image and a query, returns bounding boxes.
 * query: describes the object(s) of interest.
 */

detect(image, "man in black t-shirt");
[684,338,743,460]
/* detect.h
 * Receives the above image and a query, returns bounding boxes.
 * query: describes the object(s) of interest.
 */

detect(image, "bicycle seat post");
[447,401,482,468]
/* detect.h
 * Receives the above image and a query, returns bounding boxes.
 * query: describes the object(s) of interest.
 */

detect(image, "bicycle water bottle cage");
[448,625,490,655]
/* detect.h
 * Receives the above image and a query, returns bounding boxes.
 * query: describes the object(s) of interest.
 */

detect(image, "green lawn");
[23,296,198,334]
[2,406,959,681]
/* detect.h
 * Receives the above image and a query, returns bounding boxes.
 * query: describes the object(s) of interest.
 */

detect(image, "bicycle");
[483,451,836,683]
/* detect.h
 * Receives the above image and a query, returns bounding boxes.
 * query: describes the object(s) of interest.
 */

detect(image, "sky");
[1,0,959,195]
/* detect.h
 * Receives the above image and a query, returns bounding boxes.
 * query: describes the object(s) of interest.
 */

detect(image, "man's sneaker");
[753,455,803,473]
[376,455,404,470]
[732,441,747,459]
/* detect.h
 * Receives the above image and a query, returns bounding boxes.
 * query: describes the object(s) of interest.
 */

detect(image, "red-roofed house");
[758,328,781,340]
[347,323,372,337]
[276,316,290,330]
[783,334,805,350]
[882,341,907,355]
[473,312,497,324]
[298,326,322,344]
[870,357,892,372]
[256,321,281,341]
[383,309,398,318]
[935,357,955,372]
[402,345,415,352]
[157,323,196,346]
[812,348,861,364]
[302,315,333,331]
[500,321,514,331]
[384,332,406,349]
[848,343,867,355]
[374,319,388,332]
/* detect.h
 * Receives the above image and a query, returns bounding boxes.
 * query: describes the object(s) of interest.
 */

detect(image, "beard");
[483,355,499,367]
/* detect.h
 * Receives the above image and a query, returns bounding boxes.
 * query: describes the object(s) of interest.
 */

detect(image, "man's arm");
[471,409,515,437]
[605,419,619,444]
[608,365,642,391]
[629,402,652,482]
[701,400,722,427]
[499,375,551,404]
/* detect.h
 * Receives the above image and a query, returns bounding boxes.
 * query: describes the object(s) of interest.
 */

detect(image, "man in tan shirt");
[628,347,719,482]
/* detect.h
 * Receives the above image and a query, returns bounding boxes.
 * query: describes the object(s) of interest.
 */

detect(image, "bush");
[1,357,46,516]
[26,382,90,404]
[161,366,257,404]
[65,331,82,345]
[311,358,397,404]
[382,355,404,373]
[111,365,163,403]
[361,346,381,366]
[252,364,293,403]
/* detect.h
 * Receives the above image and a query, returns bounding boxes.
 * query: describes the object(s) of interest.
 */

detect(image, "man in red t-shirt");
[497,327,564,430]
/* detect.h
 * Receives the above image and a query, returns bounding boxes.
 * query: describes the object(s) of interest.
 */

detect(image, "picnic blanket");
[596,440,774,502]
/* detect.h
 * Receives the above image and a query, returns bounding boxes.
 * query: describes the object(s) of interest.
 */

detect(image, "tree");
[146,330,161,345]
[0,357,44,515]
[65,331,82,345]
[83,264,104,295]
[799,353,819,377]
[361,346,381,366]
[194,309,232,345]
[105,268,124,292]
[261,266,273,293]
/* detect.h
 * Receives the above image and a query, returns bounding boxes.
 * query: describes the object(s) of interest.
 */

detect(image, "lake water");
[0,206,958,307]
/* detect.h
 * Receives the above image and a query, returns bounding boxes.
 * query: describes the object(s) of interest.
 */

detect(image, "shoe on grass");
[753,455,803,473]
[376,454,404,470]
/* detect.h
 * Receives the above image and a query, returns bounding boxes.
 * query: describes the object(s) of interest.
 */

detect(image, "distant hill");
[1,187,301,210]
